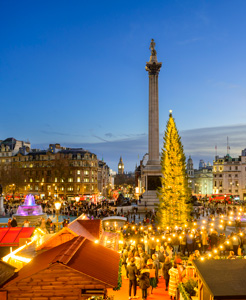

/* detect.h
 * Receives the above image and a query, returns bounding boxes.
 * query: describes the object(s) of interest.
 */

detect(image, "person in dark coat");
[162,256,172,291]
[10,217,17,227]
[139,265,150,300]
[127,257,138,299]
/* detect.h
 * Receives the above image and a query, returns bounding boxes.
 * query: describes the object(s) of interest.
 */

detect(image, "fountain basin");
[13,194,47,226]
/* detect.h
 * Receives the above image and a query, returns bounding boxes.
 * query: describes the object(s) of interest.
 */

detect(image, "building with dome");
[187,156,213,196]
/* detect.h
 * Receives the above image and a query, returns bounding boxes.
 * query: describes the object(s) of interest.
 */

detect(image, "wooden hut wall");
[3,264,108,300]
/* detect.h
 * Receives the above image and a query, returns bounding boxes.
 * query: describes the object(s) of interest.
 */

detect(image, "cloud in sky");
[33,124,246,172]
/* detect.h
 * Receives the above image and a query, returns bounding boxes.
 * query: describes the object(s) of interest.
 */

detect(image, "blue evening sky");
[1,0,246,171]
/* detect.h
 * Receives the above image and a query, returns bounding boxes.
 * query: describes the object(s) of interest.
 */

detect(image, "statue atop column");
[149,39,157,56]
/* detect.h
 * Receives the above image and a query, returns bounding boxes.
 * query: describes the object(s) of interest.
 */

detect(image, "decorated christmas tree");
[157,110,191,228]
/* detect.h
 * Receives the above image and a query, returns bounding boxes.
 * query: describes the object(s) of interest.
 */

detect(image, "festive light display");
[157,111,191,227]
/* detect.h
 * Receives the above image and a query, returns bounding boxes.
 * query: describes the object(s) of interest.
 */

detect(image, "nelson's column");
[140,39,162,210]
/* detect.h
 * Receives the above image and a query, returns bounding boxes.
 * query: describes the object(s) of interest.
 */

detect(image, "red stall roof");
[0,227,35,247]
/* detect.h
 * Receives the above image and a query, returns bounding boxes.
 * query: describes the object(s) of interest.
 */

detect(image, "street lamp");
[54,201,61,232]
[75,196,80,216]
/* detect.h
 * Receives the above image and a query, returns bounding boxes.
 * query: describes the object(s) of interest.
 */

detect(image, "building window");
[30,178,33,182]
[77,177,81,182]
[68,178,73,182]
[42,178,44,182]
[228,174,231,177]
[77,170,81,175]
[84,178,89,183]
[235,174,238,177]
[55,177,58,182]
[67,186,73,191]
[229,189,232,193]
[235,166,238,170]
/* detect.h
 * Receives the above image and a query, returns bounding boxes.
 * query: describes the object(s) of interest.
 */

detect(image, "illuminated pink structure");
[14,194,47,225]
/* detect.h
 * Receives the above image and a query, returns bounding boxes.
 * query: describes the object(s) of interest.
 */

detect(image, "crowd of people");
[122,241,197,300]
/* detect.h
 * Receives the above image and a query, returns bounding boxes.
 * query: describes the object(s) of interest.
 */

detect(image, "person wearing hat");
[127,258,138,299]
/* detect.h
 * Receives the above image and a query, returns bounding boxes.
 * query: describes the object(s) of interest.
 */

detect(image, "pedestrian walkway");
[108,276,170,300]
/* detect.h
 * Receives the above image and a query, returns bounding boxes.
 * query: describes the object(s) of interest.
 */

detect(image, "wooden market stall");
[193,260,246,300]
[0,236,120,300]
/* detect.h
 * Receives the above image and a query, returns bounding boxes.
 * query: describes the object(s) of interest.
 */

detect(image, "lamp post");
[75,196,80,216]
[54,201,61,232]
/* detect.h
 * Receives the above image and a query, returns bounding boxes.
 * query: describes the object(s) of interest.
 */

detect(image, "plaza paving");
[108,276,169,300]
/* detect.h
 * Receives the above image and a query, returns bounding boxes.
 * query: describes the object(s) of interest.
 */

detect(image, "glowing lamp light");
[158,227,160,230]
[106,222,109,226]
[228,221,232,225]
[208,253,212,257]
[94,240,99,244]
[240,233,243,236]
[226,240,230,244]
[141,239,144,242]
[157,239,160,243]
[179,236,182,239]
[214,249,218,253]
[202,220,206,224]
[184,224,188,227]
[162,236,165,239]
[166,226,169,230]
[173,234,176,237]
[220,245,223,249]
[148,226,152,231]
[54,201,61,211]
[200,257,205,261]
[233,236,237,241]
[219,225,223,229]
[151,237,155,241]
[140,227,143,230]
[168,237,171,241]
[132,226,135,230]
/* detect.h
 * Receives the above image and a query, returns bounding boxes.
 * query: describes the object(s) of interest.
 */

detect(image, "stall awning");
[0,227,35,247]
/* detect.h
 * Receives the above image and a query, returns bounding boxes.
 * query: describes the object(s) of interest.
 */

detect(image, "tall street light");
[55,201,61,232]
[75,196,80,216]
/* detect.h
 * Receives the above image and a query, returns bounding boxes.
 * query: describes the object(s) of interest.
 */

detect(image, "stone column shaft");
[148,74,159,163]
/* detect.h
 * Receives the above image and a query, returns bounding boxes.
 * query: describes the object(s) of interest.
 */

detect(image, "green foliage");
[157,112,191,228]
[182,279,198,296]
[113,259,122,291]
[178,283,191,300]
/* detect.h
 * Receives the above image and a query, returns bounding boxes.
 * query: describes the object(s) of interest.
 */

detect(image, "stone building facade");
[187,156,213,196]
[0,139,110,200]
[213,149,246,200]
